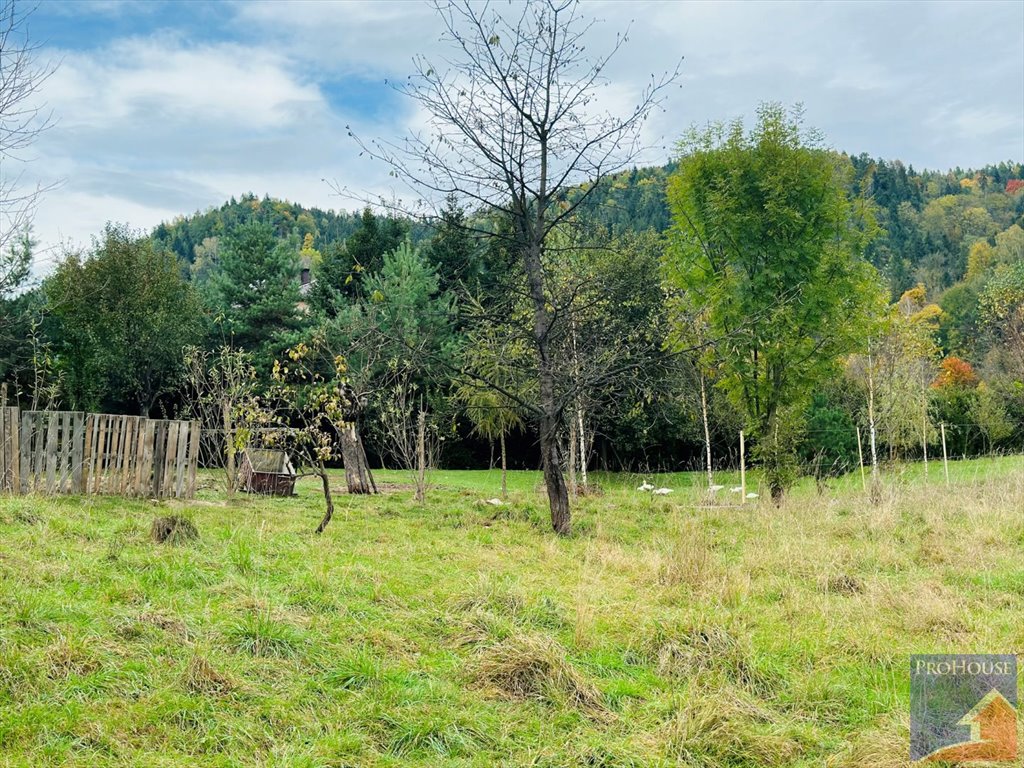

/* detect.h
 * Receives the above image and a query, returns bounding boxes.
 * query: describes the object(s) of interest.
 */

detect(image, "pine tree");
[210,222,303,367]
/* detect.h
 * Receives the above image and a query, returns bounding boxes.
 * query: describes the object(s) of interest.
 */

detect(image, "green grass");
[0,457,1022,766]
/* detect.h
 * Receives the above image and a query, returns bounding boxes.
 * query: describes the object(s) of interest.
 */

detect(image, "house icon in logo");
[923,688,1017,763]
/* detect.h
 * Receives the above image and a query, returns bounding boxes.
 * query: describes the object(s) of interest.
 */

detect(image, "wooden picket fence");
[0,409,200,499]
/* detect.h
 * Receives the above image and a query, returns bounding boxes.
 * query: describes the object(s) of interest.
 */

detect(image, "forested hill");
[152,193,433,272]
[154,159,1024,304]
[150,157,1024,372]
[153,194,362,265]
[572,157,1024,297]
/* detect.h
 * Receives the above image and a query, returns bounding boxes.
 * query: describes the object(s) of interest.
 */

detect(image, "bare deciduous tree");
[1,0,56,259]
[355,0,679,534]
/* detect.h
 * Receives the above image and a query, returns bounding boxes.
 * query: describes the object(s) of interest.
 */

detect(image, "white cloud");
[46,36,324,131]
[20,0,1024,270]
[27,35,368,264]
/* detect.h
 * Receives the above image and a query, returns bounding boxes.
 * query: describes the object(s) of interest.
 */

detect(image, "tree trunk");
[569,316,587,493]
[700,371,713,490]
[577,406,588,492]
[223,400,236,497]
[921,405,929,477]
[523,238,570,535]
[541,412,571,535]
[567,415,578,498]
[314,461,334,534]
[340,422,375,494]
[500,431,507,499]
[415,408,426,503]
[867,346,881,504]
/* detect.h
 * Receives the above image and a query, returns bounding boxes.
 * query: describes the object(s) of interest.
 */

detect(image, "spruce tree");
[210,221,303,367]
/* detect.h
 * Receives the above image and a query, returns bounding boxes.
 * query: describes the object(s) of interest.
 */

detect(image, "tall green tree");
[425,195,482,295]
[46,224,201,414]
[308,208,406,316]
[208,221,303,365]
[311,240,456,494]
[665,104,883,501]
[345,208,406,277]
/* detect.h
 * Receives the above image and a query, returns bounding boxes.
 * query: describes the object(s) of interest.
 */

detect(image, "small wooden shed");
[238,449,297,496]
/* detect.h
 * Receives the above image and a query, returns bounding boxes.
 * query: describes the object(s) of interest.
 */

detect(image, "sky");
[12,0,1024,269]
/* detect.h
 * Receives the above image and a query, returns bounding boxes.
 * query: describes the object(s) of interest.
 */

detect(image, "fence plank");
[71,413,85,493]
[121,417,135,494]
[110,416,124,494]
[127,417,140,494]
[111,416,125,494]
[44,413,59,494]
[187,420,201,498]
[92,415,106,494]
[32,412,44,493]
[82,414,94,493]
[141,420,156,497]
[18,411,30,494]
[58,412,72,493]
[9,407,19,494]
[174,421,190,498]
[152,421,167,497]
[132,418,146,496]
[53,412,63,493]
[0,407,7,492]
[113,416,126,494]
[162,421,180,498]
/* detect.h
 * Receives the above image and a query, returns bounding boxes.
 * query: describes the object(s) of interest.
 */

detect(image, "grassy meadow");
[1,457,1023,766]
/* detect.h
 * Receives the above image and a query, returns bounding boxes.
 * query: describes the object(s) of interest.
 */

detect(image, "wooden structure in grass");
[237,448,297,496]
[0,408,200,499]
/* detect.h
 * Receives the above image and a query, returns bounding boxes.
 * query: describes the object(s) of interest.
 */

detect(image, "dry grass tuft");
[46,637,100,679]
[660,689,801,767]
[827,716,911,768]
[449,574,526,616]
[150,515,199,544]
[822,573,864,595]
[641,619,777,696]
[646,520,716,590]
[473,632,606,713]
[183,654,236,696]
[114,610,191,641]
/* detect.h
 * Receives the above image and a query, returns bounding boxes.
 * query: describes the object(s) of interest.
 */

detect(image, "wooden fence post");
[739,430,746,505]
[44,412,58,494]
[71,413,85,493]
[856,427,866,492]
[940,422,950,486]
[0,407,7,492]
[173,420,189,498]
[922,412,928,479]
